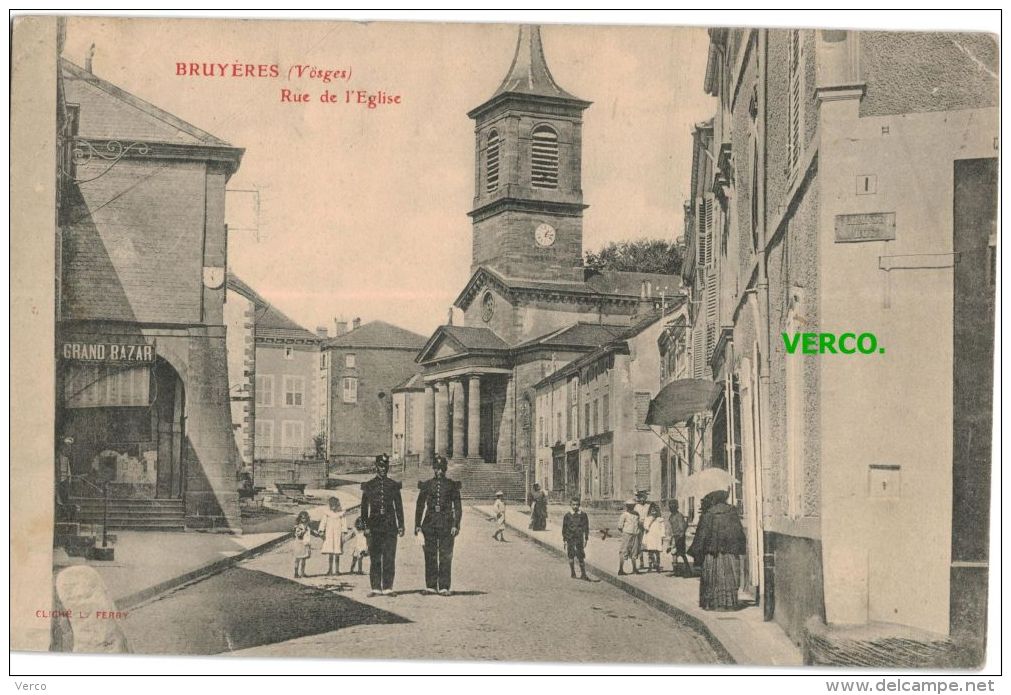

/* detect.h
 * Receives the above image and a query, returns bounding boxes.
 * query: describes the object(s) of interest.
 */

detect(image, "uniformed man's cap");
[495,490,504,497]
[635,490,648,498]
[375,454,390,468]
[432,455,448,471]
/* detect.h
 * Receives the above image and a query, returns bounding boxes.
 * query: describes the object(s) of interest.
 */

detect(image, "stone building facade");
[689,28,996,664]
[57,59,244,530]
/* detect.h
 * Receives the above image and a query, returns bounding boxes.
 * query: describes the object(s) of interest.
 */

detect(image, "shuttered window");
[531,125,559,189]
[601,454,613,498]
[634,391,651,430]
[635,454,652,494]
[486,130,500,192]
[788,30,804,175]
[705,265,719,359]
[63,364,151,408]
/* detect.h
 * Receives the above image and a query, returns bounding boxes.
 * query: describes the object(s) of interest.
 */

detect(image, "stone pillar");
[423,384,435,465]
[467,376,481,459]
[451,379,466,460]
[434,381,449,457]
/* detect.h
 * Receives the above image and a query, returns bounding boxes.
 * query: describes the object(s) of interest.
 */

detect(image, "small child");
[617,499,641,576]
[347,516,369,575]
[642,502,666,573]
[492,491,507,542]
[318,497,346,576]
[293,510,312,578]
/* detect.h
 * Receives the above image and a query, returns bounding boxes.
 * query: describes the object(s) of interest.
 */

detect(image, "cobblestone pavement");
[121,491,722,664]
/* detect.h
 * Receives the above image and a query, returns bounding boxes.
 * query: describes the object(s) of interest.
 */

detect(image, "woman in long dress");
[688,489,746,610]
[318,496,347,576]
[529,483,548,531]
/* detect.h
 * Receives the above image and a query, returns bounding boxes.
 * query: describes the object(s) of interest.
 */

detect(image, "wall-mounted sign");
[61,341,155,363]
[834,212,896,243]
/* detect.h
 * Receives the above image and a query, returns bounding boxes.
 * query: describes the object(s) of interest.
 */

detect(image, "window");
[531,125,559,189]
[345,353,356,369]
[788,30,804,176]
[538,416,544,447]
[255,375,274,407]
[635,454,651,494]
[284,376,305,407]
[342,377,358,404]
[602,393,610,432]
[255,418,274,447]
[592,399,599,436]
[486,129,500,192]
[284,347,294,360]
[320,353,327,369]
[568,378,578,440]
[584,403,591,439]
[634,392,651,430]
[556,412,562,444]
[281,420,304,448]
[750,135,760,252]
[601,454,612,498]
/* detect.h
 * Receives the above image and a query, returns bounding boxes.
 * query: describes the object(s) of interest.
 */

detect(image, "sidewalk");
[473,503,802,666]
[53,530,290,609]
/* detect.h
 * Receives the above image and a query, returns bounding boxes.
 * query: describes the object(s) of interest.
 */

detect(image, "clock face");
[481,291,495,322]
[534,223,556,248]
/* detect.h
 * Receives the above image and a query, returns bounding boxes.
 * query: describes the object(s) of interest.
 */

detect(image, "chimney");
[334,318,348,336]
[315,325,328,339]
[352,317,361,330]
[85,43,96,73]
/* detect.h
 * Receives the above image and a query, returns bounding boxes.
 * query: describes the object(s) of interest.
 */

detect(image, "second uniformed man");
[414,454,462,596]
[359,453,405,597]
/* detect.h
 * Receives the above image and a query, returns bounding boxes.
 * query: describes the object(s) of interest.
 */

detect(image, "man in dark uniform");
[414,454,462,596]
[359,453,404,597]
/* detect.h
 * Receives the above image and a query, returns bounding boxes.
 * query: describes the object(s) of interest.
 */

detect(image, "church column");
[467,375,481,460]
[423,384,435,465]
[434,380,449,457]
[451,379,466,460]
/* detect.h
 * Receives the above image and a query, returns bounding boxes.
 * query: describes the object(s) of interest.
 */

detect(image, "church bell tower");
[468,25,591,280]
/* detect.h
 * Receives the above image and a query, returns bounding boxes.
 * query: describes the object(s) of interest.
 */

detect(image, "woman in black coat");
[688,489,746,610]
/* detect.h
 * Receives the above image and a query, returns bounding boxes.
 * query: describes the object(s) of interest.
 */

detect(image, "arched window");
[486,130,500,192]
[531,125,559,189]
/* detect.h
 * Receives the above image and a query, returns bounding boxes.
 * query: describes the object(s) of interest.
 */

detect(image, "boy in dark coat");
[561,497,590,580]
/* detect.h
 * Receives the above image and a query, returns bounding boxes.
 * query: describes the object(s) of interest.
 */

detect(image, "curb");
[470,505,736,665]
[116,532,292,610]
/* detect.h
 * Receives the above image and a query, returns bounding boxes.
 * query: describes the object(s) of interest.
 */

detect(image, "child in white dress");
[642,502,667,573]
[318,497,347,576]
[293,510,312,578]
[347,516,369,575]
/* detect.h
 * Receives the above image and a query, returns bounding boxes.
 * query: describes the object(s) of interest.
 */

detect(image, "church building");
[415,26,680,498]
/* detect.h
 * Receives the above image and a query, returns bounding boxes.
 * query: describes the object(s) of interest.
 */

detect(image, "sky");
[63,16,716,337]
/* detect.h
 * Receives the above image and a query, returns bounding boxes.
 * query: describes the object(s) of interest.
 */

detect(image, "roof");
[513,322,627,351]
[469,25,590,118]
[323,321,427,350]
[492,25,580,101]
[226,273,320,343]
[61,59,234,147]
[532,308,684,390]
[392,373,425,392]
[455,265,683,311]
[441,326,510,351]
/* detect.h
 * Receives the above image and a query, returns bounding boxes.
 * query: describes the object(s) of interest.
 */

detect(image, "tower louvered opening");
[486,130,501,192]
[531,125,559,189]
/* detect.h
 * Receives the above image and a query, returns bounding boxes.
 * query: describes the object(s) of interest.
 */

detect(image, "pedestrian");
[292,510,312,579]
[561,497,590,580]
[642,502,666,573]
[359,453,405,597]
[617,498,641,576]
[666,500,690,577]
[414,454,462,596]
[318,496,347,576]
[633,490,650,567]
[688,489,746,611]
[529,482,548,531]
[492,491,507,542]
[347,516,369,575]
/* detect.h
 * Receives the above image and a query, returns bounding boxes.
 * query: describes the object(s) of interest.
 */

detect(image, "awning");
[645,378,721,427]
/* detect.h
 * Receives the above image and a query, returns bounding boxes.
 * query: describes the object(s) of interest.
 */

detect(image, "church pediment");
[416,324,511,365]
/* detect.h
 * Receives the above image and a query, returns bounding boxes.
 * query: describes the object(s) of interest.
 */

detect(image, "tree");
[584,238,683,276]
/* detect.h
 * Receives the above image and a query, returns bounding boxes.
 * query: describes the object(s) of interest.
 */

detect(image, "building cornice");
[468,196,587,223]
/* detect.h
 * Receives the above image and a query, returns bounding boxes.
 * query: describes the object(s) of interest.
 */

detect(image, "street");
[119,488,722,664]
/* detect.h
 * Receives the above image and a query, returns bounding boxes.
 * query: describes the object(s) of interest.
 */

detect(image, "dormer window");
[486,129,500,192]
[531,125,559,189]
